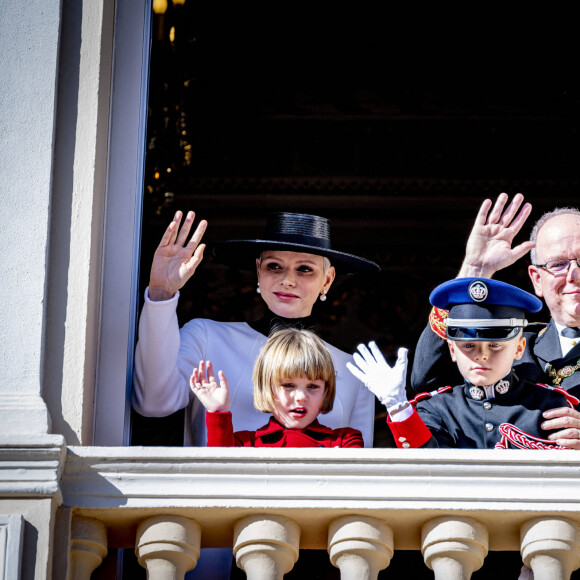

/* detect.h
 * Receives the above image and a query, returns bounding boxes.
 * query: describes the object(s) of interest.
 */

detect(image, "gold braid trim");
[429,306,449,340]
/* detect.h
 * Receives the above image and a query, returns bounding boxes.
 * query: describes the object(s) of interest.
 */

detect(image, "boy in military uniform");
[348,277,579,449]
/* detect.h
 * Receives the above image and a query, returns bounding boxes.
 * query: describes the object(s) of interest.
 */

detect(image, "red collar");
[255,416,334,438]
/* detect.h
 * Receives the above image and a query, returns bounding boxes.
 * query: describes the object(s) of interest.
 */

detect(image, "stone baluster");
[520,517,580,580]
[327,515,394,579]
[135,515,201,579]
[421,516,488,580]
[233,514,300,580]
[70,516,108,580]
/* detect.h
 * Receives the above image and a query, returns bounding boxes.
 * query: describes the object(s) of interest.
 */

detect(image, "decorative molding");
[0,436,66,500]
[0,514,23,580]
[61,447,580,550]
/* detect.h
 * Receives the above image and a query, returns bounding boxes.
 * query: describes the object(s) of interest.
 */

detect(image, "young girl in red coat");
[190,327,364,448]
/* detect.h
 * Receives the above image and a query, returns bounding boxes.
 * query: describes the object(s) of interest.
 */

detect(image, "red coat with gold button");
[206,412,364,448]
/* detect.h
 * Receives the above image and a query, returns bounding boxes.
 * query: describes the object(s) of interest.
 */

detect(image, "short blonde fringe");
[252,327,336,414]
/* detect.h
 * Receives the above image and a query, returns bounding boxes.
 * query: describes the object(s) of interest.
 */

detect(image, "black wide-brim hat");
[211,212,380,274]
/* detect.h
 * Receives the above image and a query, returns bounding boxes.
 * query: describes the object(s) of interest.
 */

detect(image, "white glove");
[347,342,409,411]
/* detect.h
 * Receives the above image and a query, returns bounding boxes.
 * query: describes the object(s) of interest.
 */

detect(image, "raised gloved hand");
[347,342,409,411]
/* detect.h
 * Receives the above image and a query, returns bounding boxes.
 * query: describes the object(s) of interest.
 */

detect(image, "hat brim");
[211,239,380,274]
[446,325,524,342]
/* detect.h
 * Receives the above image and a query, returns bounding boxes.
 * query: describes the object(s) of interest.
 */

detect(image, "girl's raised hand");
[148,210,208,301]
[190,360,230,413]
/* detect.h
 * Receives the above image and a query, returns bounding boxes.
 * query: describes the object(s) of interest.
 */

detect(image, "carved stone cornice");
[0,435,66,501]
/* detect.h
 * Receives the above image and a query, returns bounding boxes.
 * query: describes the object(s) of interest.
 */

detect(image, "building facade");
[2,1,580,579]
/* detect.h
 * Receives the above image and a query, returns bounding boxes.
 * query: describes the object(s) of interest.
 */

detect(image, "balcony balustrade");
[54,446,580,580]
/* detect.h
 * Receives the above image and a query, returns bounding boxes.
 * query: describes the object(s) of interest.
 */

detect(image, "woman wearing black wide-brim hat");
[132,209,379,449]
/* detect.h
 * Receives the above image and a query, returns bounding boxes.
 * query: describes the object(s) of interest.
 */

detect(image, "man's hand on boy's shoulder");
[542,407,580,449]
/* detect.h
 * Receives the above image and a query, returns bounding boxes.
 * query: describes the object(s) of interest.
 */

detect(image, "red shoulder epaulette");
[536,383,580,407]
[409,385,453,406]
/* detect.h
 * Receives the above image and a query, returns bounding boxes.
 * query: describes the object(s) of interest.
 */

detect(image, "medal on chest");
[545,359,580,386]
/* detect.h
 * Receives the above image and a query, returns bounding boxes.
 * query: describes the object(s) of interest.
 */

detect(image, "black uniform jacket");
[389,372,579,449]
[411,318,580,396]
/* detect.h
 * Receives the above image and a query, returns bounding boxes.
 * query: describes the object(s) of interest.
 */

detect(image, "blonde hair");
[252,327,336,414]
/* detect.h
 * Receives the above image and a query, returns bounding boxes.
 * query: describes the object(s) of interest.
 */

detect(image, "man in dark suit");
[411,193,580,448]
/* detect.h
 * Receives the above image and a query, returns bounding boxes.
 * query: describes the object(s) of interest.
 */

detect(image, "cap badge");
[469,280,489,303]
[495,379,510,395]
[469,386,485,400]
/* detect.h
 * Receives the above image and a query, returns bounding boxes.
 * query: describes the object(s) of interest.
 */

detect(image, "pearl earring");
[320,290,327,302]
[257,282,261,294]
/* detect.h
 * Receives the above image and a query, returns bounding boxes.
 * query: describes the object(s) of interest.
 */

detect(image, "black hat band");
[265,212,330,241]
[268,233,332,249]
[446,326,524,342]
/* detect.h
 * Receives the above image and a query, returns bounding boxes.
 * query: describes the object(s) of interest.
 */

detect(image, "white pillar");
[0,0,61,438]
[233,514,300,580]
[70,516,108,580]
[520,517,580,580]
[136,515,201,580]
[328,516,394,580]
[422,516,488,580]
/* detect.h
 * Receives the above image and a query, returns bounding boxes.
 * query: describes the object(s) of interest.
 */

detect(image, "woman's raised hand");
[148,210,208,301]
[190,360,230,413]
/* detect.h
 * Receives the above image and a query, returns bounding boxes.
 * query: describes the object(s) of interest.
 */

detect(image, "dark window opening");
[131,3,580,447]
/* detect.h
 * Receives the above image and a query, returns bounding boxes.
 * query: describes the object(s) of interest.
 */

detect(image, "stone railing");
[55,446,580,580]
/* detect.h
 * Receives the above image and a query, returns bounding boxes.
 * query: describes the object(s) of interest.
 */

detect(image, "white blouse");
[132,288,375,446]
